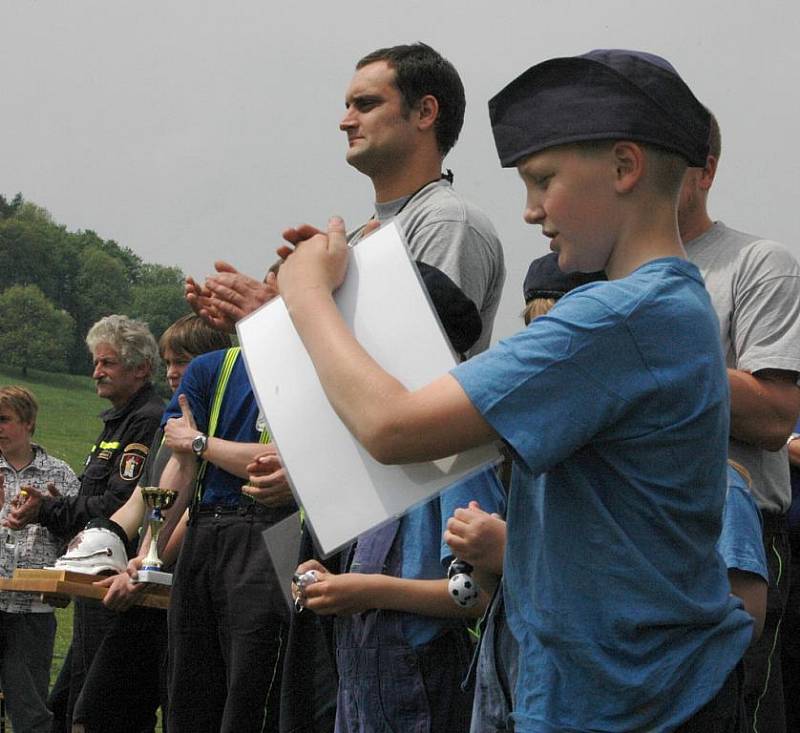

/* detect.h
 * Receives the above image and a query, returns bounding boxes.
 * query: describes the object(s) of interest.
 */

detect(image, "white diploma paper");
[238,222,500,556]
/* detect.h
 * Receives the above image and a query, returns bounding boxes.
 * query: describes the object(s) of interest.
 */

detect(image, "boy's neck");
[605,203,685,280]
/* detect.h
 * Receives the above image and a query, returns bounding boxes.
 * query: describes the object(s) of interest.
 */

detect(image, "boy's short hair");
[159,314,231,359]
[0,385,38,434]
[489,49,710,169]
[356,42,465,157]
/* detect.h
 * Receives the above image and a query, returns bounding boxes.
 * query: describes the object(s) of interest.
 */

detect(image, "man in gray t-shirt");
[679,111,800,733]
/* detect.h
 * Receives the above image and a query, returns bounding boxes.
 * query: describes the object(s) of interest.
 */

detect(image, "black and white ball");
[448,572,480,608]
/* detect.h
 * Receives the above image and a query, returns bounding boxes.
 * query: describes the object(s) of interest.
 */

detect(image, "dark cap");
[523,253,605,302]
[489,49,710,168]
[416,261,482,357]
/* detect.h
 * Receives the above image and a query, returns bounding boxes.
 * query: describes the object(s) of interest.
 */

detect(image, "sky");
[2,0,798,342]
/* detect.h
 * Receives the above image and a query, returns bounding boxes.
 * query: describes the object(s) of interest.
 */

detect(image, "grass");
[0,365,106,472]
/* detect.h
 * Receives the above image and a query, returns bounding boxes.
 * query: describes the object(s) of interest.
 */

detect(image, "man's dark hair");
[356,42,465,157]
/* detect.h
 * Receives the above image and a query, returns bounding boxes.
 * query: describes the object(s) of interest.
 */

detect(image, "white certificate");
[237,222,500,556]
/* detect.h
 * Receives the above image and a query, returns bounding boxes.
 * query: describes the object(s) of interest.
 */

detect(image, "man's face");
[92,343,145,408]
[0,407,33,456]
[340,61,417,178]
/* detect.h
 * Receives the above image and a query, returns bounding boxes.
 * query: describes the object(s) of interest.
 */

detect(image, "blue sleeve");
[717,466,768,581]
[438,466,506,567]
[161,351,221,432]
[452,290,646,475]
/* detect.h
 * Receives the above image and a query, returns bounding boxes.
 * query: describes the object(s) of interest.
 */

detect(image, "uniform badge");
[119,443,149,481]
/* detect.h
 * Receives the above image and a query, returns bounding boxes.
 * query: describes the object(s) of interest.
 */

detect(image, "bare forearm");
[161,508,189,567]
[110,487,147,541]
[789,437,800,468]
[728,369,800,450]
[203,440,267,479]
[366,575,485,619]
[288,290,410,448]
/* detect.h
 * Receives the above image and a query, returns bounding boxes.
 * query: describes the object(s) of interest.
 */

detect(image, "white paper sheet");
[237,222,500,556]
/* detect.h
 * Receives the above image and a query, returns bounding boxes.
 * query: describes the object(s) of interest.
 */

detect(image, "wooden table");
[0,568,170,610]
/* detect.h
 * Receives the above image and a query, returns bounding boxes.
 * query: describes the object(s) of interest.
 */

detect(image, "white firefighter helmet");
[54,526,128,575]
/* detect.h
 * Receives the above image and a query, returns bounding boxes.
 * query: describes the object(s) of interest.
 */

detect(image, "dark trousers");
[741,513,790,733]
[49,598,116,733]
[674,664,745,733]
[0,611,56,733]
[781,527,800,731]
[73,606,168,732]
[167,509,288,733]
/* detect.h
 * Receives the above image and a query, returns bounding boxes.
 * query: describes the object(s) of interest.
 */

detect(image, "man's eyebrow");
[346,94,382,107]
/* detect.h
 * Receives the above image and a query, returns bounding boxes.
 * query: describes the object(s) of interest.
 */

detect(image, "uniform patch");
[97,450,112,462]
[119,451,146,481]
[123,443,149,455]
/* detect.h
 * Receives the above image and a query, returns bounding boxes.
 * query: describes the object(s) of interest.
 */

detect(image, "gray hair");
[85,315,159,374]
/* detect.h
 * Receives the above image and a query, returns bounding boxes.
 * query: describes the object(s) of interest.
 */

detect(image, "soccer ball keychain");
[447,557,480,608]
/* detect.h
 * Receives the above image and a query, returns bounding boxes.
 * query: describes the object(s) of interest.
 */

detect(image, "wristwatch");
[191,433,209,457]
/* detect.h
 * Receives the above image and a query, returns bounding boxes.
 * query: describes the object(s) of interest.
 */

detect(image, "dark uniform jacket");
[38,383,164,540]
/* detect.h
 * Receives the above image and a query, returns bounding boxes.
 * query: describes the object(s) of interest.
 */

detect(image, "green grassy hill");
[0,365,106,472]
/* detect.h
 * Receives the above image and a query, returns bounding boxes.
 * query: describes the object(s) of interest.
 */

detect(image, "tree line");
[0,193,188,376]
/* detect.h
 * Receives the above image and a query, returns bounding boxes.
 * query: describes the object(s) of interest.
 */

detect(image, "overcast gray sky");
[2,0,798,341]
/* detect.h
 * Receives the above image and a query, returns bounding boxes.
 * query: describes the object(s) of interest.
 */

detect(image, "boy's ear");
[611,141,645,193]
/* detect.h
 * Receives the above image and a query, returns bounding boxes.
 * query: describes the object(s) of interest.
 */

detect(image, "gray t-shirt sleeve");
[730,240,800,380]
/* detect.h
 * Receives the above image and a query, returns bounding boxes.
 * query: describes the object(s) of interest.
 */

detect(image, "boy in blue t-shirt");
[277,50,753,731]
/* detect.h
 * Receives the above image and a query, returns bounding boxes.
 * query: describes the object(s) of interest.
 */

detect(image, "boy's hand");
[242,448,293,507]
[95,571,145,611]
[277,217,350,301]
[3,486,52,530]
[94,555,147,611]
[444,501,507,576]
[292,559,374,616]
[164,395,199,454]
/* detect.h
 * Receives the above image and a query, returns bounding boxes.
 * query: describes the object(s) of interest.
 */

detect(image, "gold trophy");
[136,487,178,586]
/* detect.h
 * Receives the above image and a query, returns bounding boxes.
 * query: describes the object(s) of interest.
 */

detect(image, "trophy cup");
[136,487,179,586]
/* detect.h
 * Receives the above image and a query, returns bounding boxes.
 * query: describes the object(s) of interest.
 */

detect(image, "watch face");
[192,435,206,454]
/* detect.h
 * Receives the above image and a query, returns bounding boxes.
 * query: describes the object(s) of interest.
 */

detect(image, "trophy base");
[135,569,173,586]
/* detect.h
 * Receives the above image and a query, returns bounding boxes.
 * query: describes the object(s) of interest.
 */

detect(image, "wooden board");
[0,568,170,610]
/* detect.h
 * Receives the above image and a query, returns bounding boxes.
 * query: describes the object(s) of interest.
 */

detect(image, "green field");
[0,365,106,472]
[0,366,105,706]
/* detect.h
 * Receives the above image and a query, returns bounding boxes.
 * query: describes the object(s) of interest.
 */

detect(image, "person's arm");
[294,559,486,619]
[728,368,800,451]
[160,507,189,567]
[729,569,767,642]
[109,486,147,541]
[277,218,498,465]
[164,393,269,479]
[789,432,800,467]
[241,451,294,507]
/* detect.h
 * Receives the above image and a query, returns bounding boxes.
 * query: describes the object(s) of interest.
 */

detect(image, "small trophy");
[136,487,178,586]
